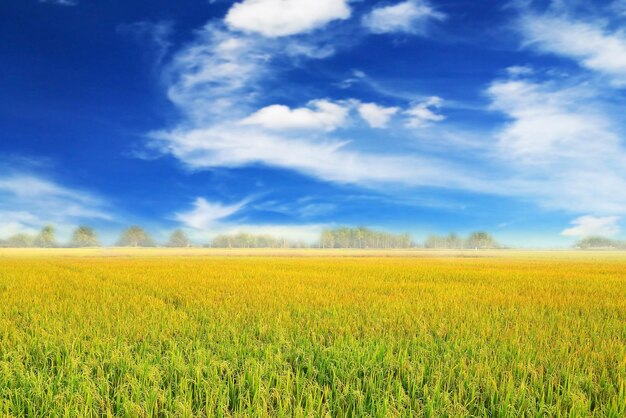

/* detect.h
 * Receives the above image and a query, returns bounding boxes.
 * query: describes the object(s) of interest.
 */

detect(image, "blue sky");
[2,0,626,246]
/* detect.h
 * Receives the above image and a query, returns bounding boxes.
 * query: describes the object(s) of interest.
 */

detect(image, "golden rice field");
[0,249,625,417]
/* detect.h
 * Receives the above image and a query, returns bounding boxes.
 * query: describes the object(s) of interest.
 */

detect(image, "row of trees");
[424,232,499,249]
[210,233,307,248]
[319,227,413,249]
[0,226,192,248]
[0,225,506,250]
[575,236,626,249]
[0,226,75,248]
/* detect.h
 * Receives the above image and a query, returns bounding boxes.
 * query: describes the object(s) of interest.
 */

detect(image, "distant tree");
[34,225,57,248]
[465,232,497,249]
[318,227,413,249]
[210,233,294,248]
[5,233,35,248]
[167,230,191,248]
[425,234,445,249]
[70,226,100,247]
[320,229,335,248]
[212,234,233,248]
[575,236,620,249]
[117,226,155,247]
[446,233,464,249]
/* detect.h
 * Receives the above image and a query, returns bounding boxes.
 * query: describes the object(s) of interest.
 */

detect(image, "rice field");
[0,249,624,417]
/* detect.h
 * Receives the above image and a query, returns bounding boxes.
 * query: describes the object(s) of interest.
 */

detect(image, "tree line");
[424,232,500,249]
[319,227,413,248]
[0,226,190,248]
[210,233,308,248]
[574,236,626,250]
[4,225,626,250]
[0,225,504,249]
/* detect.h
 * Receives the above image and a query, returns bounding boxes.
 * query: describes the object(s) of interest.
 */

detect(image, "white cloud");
[150,9,626,225]
[159,11,613,236]
[487,77,626,213]
[225,0,351,37]
[153,24,496,194]
[404,96,445,127]
[175,197,248,230]
[0,174,111,239]
[164,26,270,123]
[152,124,495,193]
[506,65,534,78]
[357,103,399,128]
[520,14,626,85]
[561,215,621,237]
[363,0,445,35]
[241,100,350,131]
[487,80,620,165]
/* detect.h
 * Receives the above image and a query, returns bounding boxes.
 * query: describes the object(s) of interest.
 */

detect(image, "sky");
[2,0,626,247]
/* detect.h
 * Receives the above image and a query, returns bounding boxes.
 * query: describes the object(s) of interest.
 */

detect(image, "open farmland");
[0,249,625,417]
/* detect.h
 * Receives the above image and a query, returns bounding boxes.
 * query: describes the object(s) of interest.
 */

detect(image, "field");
[0,249,624,417]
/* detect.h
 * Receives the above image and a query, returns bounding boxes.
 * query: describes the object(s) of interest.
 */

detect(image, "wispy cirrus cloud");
[152,124,491,191]
[117,21,174,65]
[486,76,626,213]
[150,19,494,194]
[0,173,111,238]
[519,13,626,86]
[175,197,248,229]
[145,0,626,238]
[404,96,445,128]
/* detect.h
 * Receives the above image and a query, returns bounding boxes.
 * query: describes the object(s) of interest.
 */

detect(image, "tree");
[70,226,100,247]
[167,230,191,248]
[34,225,57,248]
[465,232,497,250]
[446,233,464,249]
[210,233,294,248]
[320,229,334,248]
[4,233,34,248]
[425,234,445,249]
[117,226,155,247]
[575,236,620,249]
[318,227,414,249]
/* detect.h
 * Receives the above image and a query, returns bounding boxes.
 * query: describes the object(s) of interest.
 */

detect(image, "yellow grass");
[0,249,625,416]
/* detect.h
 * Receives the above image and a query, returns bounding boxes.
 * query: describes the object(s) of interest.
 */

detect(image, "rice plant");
[0,250,624,416]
